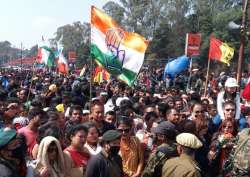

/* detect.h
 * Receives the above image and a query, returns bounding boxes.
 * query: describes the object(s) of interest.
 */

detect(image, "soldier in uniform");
[162,133,203,177]
[141,121,178,177]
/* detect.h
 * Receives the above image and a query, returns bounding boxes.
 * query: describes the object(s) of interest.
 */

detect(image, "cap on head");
[0,129,16,149]
[225,77,238,88]
[152,121,175,134]
[176,133,202,149]
[102,130,121,142]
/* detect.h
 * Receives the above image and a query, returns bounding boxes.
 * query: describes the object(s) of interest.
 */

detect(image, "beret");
[102,130,121,142]
[176,133,202,149]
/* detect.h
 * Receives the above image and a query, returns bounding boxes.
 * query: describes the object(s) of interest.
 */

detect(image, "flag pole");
[204,58,211,96]
[186,57,193,91]
[90,56,93,101]
[236,0,248,87]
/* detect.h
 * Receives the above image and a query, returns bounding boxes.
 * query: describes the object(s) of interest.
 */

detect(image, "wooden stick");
[204,58,211,97]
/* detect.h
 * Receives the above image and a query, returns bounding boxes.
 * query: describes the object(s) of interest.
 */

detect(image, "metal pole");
[236,0,249,87]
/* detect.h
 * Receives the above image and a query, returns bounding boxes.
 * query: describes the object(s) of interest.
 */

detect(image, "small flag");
[37,37,55,67]
[93,66,110,84]
[56,36,69,74]
[209,37,234,66]
[91,6,149,86]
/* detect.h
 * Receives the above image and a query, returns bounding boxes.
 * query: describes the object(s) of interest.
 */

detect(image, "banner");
[68,51,76,62]
[185,33,201,57]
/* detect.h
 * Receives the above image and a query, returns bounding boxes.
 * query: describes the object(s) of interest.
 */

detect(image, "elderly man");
[162,133,203,177]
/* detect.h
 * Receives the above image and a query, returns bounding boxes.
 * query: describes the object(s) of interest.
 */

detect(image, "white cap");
[116,97,129,107]
[82,110,90,114]
[225,77,238,87]
[176,133,203,149]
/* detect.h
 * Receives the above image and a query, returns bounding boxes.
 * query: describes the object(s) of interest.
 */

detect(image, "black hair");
[144,112,158,122]
[28,108,45,121]
[105,110,115,116]
[166,108,179,116]
[30,99,43,108]
[69,105,82,116]
[37,124,61,143]
[47,111,59,122]
[67,124,88,142]
[190,102,202,112]
[83,122,100,135]
[222,100,236,109]
[116,116,132,128]
[157,102,168,117]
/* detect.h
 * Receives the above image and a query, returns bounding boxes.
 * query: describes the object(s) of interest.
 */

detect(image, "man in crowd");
[85,130,123,177]
[90,100,115,135]
[162,133,203,177]
[65,105,83,132]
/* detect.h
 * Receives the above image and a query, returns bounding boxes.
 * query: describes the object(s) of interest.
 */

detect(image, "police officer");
[162,133,203,177]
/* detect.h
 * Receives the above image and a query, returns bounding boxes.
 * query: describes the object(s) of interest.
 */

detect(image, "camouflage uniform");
[141,143,178,177]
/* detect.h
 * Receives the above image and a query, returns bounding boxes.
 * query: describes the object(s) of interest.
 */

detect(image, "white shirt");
[84,143,102,156]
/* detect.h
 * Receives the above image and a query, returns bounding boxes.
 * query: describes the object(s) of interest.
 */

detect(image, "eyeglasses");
[117,128,130,133]
[47,147,58,153]
[225,109,235,112]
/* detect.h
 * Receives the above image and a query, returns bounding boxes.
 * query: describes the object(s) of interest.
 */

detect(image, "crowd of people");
[0,67,250,177]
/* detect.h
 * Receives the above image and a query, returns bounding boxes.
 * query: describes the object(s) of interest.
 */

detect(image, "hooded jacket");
[35,136,65,177]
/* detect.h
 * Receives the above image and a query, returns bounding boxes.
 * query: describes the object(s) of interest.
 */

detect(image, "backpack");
[233,128,250,174]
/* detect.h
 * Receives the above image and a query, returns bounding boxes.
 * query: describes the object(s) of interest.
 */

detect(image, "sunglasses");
[117,128,130,133]
[47,147,58,153]
[225,109,235,112]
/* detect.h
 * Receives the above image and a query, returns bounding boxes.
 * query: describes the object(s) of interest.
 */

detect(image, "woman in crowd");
[117,117,144,177]
[32,124,62,159]
[64,124,90,177]
[208,119,237,176]
[34,136,65,177]
[84,122,102,156]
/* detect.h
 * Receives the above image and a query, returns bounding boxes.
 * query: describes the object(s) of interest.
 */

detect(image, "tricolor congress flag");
[37,37,55,67]
[91,6,149,86]
[209,37,234,66]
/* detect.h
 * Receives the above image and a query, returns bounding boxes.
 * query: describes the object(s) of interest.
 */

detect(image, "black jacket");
[85,150,123,177]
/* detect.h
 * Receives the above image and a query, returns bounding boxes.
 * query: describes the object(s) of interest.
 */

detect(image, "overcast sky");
[0,0,113,49]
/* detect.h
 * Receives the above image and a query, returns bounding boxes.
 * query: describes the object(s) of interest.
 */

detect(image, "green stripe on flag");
[91,44,137,86]
[41,46,55,67]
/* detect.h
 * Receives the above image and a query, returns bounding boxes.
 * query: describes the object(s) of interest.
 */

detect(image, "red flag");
[208,37,234,66]
[242,82,250,101]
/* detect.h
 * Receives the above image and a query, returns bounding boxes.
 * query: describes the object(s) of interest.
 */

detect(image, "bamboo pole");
[204,58,211,97]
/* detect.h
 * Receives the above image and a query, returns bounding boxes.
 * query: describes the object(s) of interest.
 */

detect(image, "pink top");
[18,127,37,157]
